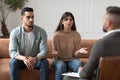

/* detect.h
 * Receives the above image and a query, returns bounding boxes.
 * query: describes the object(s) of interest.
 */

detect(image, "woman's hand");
[79,47,88,54]
[52,50,59,58]
[75,48,88,56]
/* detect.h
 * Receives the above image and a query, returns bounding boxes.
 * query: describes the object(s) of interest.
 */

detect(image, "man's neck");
[24,26,33,32]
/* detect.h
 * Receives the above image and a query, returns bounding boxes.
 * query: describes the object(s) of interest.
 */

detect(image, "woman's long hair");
[55,12,77,32]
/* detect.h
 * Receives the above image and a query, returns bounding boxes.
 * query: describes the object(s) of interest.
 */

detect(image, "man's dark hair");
[21,7,33,16]
[106,6,120,27]
[106,6,120,15]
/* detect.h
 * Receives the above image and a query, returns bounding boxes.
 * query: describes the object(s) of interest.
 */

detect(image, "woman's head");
[55,12,77,32]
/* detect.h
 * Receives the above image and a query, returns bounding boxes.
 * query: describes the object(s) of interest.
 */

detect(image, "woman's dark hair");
[21,7,33,16]
[55,12,77,32]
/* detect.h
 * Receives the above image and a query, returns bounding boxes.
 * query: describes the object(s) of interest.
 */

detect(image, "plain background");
[1,0,120,39]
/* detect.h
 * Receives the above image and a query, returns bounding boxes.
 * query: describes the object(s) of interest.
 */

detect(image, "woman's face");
[61,16,74,30]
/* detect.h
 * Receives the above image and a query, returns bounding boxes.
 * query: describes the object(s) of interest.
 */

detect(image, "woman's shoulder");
[52,31,61,38]
[54,31,63,36]
[72,31,81,36]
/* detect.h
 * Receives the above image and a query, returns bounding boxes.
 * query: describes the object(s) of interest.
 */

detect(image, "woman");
[51,12,87,80]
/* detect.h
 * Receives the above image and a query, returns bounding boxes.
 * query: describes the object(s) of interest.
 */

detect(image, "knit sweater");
[52,31,81,61]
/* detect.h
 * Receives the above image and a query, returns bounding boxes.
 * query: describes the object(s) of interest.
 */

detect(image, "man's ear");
[21,16,23,21]
[106,20,111,29]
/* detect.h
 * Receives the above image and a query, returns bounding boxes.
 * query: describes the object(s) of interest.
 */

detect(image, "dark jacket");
[80,31,120,79]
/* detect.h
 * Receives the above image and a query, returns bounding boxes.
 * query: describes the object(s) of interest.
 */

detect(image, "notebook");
[62,72,80,78]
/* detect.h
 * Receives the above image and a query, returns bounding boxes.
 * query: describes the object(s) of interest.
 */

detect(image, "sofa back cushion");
[0,39,10,58]
[46,39,98,58]
[0,38,53,58]
[0,38,97,59]
[46,39,52,58]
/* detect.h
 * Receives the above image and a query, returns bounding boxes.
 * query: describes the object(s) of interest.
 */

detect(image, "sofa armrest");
[0,39,10,58]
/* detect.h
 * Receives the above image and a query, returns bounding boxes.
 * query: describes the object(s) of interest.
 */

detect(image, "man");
[9,7,49,80]
[64,6,120,80]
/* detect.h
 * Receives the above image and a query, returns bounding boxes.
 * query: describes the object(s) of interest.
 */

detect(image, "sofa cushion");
[0,58,55,80]
[20,69,39,80]
[0,58,10,80]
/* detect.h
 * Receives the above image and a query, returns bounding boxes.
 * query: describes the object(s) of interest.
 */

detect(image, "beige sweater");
[52,31,81,61]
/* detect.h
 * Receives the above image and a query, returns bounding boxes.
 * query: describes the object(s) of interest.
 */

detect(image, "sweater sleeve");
[75,32,81,51]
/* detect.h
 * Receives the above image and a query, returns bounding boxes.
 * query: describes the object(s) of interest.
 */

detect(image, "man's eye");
[26,16,34,19]
[26,16,30,19]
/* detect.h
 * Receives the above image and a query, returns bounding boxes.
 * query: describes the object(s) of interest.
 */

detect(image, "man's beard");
[28,25,33,28]
[27,21,34,28]
[27,24,33,28]
[103,25,107,32]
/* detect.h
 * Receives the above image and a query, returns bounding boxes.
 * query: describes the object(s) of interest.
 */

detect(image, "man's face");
[103,22,107,32]
[21,12,34,27]
[103,13,108,32]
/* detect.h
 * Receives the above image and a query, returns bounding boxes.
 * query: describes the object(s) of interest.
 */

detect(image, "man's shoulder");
[92,37,112,52]
[11,26,22,33]
[34,25,46,32]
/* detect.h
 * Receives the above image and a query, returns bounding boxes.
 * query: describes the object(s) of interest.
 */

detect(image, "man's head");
[21,7,34,28]
[103,6,120,32]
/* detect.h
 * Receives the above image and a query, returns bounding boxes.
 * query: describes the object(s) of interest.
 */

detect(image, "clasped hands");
[23,56,36,70]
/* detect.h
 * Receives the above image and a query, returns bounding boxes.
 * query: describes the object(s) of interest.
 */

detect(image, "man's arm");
[36,28,48,60]
[80,39,105,79]
[9,29,21,58]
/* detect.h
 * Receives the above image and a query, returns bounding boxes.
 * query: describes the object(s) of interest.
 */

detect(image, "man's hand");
[78,66,83,73]
[23,56,36,70]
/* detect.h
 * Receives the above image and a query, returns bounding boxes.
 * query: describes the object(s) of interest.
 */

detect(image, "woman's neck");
[63,29,71,33]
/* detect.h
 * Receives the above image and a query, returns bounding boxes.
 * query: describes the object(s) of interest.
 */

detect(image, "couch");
[0,38,97,80]
[97,56,120,80]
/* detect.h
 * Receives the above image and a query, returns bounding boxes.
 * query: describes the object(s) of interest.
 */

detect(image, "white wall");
[1,0,120,39]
